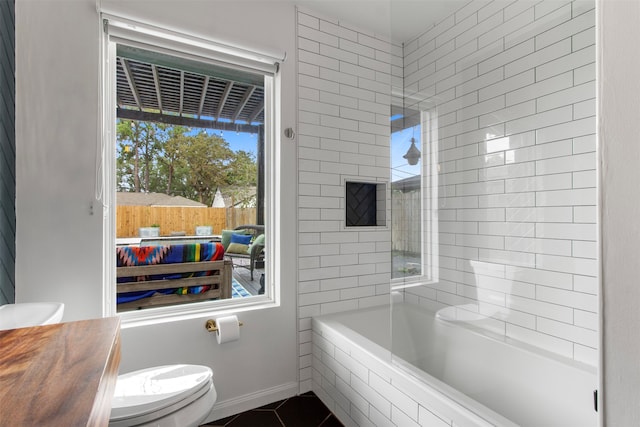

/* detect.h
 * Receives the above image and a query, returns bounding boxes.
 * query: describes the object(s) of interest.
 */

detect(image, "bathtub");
[311,303,597,427]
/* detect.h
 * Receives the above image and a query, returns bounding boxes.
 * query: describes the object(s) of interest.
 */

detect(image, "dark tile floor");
[202,392,344,427]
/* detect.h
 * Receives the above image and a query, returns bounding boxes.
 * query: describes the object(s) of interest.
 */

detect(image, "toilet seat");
[110,364,214,426]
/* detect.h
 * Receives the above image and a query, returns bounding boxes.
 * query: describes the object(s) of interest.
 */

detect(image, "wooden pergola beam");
[151,64,163,114]
[198,76,210,119]
[120,58,143,110]
[232,86,255,122]
[117,108,260,134]
[179,71,184,116]
[248,104,264,124]
[215,81,233,121]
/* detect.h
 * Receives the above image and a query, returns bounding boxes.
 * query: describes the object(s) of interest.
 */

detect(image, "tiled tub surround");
[400,0,598,366]
[298,0,597,409]
[312,304,597,427]
[296,9,398,392]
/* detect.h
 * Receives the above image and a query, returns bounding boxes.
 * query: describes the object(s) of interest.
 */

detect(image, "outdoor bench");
[116,242,231,311]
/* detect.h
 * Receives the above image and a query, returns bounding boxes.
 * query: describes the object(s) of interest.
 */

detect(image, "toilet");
[435,260,503,325]
[109,364,217,427]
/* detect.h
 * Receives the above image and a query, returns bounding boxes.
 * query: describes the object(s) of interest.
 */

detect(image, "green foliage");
[116,120,258,205]
[117,120,169,193]
[226,150,258,186]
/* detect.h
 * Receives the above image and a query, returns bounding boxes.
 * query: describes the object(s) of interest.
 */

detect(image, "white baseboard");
[299,378,312,394]
[202,381,299,423]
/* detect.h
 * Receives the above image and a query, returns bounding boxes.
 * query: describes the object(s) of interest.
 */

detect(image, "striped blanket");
[116,242,224,304]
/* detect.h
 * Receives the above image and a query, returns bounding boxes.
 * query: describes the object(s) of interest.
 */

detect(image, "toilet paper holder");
[205,318,243,332]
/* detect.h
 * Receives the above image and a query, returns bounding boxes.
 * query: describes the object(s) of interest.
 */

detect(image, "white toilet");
[109,364,217,427]
[435,260,503,325]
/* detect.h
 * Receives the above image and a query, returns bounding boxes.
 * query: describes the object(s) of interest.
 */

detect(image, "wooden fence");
[391,190,422,254]
[117,206,257,238]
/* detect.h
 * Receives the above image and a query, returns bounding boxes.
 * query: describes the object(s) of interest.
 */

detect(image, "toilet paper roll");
[215,315,240,344]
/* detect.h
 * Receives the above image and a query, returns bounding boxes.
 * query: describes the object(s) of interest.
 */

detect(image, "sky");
[204,128,259,157]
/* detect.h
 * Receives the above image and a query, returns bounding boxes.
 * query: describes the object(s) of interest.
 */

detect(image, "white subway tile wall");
[297,9,396,393]
[402,0,597,367]
[299,0,596,399]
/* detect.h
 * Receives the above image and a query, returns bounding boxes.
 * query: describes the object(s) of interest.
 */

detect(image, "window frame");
[391,109,439,290]
[100,15,282,325]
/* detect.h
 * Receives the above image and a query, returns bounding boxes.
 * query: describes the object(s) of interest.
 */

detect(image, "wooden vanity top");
[0,317,121,426]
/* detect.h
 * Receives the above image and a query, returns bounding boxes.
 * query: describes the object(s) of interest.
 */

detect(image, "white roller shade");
[103,14,285,76]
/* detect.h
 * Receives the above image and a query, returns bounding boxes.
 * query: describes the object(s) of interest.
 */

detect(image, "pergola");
[115,56,265,224]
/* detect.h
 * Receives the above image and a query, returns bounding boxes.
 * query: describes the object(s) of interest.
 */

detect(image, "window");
[390,110,438,288]
[101,15,283,320]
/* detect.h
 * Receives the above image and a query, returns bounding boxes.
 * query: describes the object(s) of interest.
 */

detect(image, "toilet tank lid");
[110,364,213,421]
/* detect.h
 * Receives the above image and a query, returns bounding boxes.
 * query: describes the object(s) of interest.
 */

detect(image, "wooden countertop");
[0,317,121,426]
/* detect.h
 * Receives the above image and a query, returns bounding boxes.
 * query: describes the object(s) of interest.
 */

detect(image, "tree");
[227,150,257,186]
[116,120,168,192]
[180,131,233,205]
[225,150,258,207]
[116,120,258,206]
[156,126,189,196]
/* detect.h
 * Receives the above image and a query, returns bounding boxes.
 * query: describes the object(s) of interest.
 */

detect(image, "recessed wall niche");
[345,181,386,227]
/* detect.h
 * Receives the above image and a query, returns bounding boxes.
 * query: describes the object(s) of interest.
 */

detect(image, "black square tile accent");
[206,414,238,426]
[226,410,283,427]
[203,391,343,427]
[277,395,330,426]
[319,415,344,427]
[346,181,377,227]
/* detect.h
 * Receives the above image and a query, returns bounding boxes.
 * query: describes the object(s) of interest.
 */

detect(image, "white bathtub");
[312,303,597,427]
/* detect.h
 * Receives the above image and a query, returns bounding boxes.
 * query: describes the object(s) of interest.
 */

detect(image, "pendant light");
[403,126,421,166]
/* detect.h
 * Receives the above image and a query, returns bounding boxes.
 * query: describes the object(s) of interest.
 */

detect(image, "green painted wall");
[0,0,15,305]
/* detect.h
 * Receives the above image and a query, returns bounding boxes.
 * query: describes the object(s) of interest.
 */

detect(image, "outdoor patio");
[231,259,264,296]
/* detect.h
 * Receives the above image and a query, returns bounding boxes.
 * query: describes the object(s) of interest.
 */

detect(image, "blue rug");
[232,278,252,298]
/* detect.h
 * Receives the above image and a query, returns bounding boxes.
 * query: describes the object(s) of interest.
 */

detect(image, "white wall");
[16,0,640,423]
[15,0,298,422]
[599,0,640,424]
[15,0,104,318]
[401,0,598,366]
[295,7,396,392]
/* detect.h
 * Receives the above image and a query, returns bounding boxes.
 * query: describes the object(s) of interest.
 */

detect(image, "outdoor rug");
[232,278,252,298]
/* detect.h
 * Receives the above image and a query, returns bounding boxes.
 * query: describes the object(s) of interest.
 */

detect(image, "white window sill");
[118,295,277,329]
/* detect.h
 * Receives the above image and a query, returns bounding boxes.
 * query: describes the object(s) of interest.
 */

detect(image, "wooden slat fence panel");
[391,190,422,254]
[117,206,256,237]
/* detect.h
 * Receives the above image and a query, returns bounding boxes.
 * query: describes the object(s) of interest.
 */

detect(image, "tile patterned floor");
[201,392,344,427]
